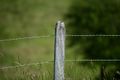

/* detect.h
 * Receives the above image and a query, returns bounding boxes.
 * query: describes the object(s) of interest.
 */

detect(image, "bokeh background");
[0,0,120,80]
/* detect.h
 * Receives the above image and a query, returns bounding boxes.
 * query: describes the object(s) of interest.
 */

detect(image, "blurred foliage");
[0,0,35,66]
[0,0,37,38]
[65,0,120,59]
[65,0,120,79]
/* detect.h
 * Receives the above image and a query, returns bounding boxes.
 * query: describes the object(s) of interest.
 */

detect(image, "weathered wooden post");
[54,21,65,80]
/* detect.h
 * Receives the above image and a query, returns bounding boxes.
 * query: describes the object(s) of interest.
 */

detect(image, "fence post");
[54,21,65,80]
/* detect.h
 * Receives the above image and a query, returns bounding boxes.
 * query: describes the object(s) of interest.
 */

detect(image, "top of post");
[56,21,65,31]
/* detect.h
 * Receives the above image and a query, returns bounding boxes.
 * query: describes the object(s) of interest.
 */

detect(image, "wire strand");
[0,60,53,70]
[66,34,120,37]
[0,59,120,70]
[65,59,120,62]
[0,35,52,42]
[0,34,120,42]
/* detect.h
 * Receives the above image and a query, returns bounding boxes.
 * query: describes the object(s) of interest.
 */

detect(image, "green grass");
[0,0,71,63]
[0,0,101,80]
[0,62,100,80]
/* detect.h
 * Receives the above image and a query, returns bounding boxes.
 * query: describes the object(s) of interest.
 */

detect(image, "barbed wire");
[66,34,120,37]
[0,59,120,70]
[0,34,120,42]
[65,59,120,62]
[0,60,53,70]
[0,35,52,42]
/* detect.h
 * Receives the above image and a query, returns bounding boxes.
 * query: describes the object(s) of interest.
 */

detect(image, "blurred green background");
[0,0,120,80]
